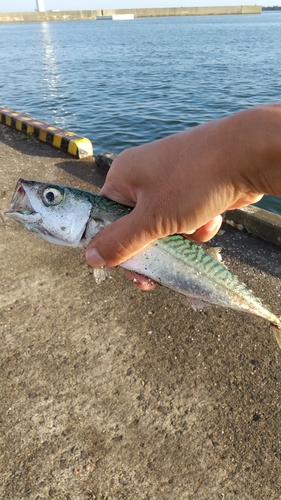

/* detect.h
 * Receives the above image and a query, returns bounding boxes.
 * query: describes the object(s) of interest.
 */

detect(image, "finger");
[85,209,157,268]
[184,215,223,243]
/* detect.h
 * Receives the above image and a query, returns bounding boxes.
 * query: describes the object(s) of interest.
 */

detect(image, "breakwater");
[0,6,262,23]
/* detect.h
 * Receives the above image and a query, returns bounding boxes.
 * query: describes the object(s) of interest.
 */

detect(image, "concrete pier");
[0,6,262,24]
[1,121,281,499]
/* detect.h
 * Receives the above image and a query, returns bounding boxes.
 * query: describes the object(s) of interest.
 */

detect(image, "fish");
[5,178,281,348]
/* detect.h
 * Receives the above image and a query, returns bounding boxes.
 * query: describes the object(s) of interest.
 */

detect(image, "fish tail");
[271,320,281,349]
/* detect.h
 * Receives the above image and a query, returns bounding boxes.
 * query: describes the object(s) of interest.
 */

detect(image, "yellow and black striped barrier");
[0,106,93,158]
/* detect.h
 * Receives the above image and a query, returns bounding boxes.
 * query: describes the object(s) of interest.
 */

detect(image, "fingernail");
[85,248,107,267]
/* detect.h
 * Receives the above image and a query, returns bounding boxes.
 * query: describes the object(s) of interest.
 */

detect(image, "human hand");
[86,105,281,283]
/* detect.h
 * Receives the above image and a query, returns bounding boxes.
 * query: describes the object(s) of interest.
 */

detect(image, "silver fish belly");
[5,178,281,347]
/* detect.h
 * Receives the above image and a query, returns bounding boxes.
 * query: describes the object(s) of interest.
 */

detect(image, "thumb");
[187,215,223,243]
[85,209,156,268]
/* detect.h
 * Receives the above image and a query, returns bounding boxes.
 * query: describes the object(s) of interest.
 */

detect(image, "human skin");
[86,104,281,288]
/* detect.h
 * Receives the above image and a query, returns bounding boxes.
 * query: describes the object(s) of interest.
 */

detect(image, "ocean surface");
[1,12,281,214]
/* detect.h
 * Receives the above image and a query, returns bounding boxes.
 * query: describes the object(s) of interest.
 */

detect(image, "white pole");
[36,0,45,12]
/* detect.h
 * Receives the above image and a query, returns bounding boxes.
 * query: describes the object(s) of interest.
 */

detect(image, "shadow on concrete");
[209,224,281,281]
[0,124,107,189]
[55,158,106,190]
[0,125,66,159]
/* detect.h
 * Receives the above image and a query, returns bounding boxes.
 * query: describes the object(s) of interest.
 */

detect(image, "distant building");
[36,0,45,12]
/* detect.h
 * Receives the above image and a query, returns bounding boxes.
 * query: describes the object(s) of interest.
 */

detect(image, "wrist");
[233,105,281,198]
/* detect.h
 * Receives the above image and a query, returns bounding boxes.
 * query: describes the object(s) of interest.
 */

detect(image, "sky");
[0,0,280,12]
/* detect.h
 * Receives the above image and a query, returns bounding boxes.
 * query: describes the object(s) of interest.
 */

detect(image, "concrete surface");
[0,6,262,24]
[1,124,281,500]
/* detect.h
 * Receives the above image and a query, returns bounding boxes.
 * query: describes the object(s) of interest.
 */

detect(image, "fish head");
[5,178,94,247]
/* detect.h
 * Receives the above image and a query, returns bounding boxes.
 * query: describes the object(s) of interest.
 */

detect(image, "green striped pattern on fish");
[156,234,279,321]
[158,234,252,297]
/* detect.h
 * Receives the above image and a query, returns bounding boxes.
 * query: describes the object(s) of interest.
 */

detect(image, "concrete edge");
[224,206,281,247]
[0,105,93,159]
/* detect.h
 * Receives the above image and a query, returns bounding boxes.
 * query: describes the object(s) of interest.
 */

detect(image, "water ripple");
[1,14,281,213]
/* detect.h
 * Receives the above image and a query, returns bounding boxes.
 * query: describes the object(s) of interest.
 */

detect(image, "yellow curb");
[0,105,93,158]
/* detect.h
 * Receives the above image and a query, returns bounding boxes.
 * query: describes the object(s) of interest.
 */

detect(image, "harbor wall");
[103,5,262,17]
[0,6,262,23]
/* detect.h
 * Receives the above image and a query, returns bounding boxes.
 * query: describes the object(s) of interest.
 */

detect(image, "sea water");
[0,13,281,214]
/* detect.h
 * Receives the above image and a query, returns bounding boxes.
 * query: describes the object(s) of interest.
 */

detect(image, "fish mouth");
[5,178,39,221]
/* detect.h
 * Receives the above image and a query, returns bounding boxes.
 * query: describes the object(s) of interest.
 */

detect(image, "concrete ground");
[1,124,281,500]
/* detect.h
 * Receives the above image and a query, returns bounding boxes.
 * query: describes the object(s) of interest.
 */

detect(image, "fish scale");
[164,235,246,290]
[157,235,281,327]
[159,234,250,290]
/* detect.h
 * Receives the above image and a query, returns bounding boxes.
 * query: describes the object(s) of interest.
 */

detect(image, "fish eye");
[42,186,64,206]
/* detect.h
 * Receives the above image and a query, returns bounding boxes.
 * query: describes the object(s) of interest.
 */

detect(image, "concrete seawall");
[0,6,262,23]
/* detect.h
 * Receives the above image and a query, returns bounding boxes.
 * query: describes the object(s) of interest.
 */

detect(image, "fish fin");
[186,297,211,310]
[206,246,223,263]
[271,322,281,350]
[93,266,112,285]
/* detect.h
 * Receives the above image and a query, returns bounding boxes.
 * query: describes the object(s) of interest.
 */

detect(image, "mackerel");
[5,178,281,347]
